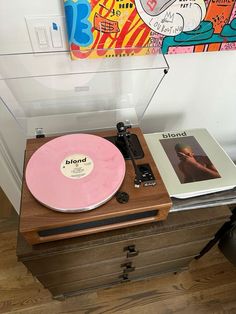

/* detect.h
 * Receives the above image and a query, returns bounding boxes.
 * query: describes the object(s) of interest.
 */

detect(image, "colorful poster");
[64,0,236,58]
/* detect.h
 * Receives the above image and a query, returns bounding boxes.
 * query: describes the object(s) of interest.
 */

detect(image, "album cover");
[144,129,236,198]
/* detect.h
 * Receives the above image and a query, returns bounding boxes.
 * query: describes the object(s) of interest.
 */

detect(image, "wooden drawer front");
[24,221,223,276]
[128,256,193,281]
[49,255,193,297]
[36,237,209,288]
[38,258,123,288]
[49,273,121,297]
[130,237,209,269]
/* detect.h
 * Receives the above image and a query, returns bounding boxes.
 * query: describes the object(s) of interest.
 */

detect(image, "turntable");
[0,50,172,244]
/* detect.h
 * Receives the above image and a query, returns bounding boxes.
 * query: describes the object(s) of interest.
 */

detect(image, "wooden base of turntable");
[19,128,172,245]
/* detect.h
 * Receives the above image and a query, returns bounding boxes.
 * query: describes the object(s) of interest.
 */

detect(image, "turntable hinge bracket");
[35,128,45,138]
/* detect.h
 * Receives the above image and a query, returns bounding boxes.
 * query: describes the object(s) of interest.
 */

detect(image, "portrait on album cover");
[160,136,221,184]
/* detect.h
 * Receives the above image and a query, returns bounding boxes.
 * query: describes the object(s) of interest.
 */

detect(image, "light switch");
[35,27,48,47]
[50,22,62,48]
[25,16,67,52]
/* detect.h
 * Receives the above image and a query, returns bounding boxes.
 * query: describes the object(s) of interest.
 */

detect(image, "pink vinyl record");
[25,134,126,213]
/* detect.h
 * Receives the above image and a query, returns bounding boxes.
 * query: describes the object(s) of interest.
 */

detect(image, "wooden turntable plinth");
[19,128,172,245]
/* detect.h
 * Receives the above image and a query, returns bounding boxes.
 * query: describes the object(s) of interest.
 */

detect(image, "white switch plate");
[25,15,68,52]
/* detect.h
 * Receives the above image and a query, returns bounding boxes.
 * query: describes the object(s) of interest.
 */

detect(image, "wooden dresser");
[17,205,231,300]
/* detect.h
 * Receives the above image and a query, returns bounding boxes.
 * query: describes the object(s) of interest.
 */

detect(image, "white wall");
[0,0,236,210]
[0,101,25,211]
[142,51,236,159]
[0,0,64,54]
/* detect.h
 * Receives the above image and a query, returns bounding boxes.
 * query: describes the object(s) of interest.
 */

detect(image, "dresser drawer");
[38,258,123,288]
[36,237,210,288]
[48,255,193,298]
[24,221,223,276]
[131,237,210,268]
[128,255,194,281]
[49,272,121,297]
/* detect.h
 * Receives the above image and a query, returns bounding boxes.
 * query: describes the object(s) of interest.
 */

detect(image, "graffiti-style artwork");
[64,0,158,59]
[64,0,236,58]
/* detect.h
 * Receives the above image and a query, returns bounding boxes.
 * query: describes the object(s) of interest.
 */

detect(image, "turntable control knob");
[116,191,129,204]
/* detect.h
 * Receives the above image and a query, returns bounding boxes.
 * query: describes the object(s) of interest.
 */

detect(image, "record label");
[25,134,126,213]
[60,154,94,179]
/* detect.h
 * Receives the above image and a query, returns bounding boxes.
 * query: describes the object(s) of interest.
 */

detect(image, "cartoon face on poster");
[135,0,206,36]
[64,0,236,58]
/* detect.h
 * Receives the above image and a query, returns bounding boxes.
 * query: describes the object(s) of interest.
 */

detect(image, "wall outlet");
[25,15,68,52]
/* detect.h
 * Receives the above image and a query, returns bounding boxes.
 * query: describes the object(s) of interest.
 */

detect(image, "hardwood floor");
[0,191,236,313]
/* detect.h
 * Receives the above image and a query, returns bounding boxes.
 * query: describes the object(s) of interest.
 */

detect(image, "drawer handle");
[124,245,139,258]
[119,273,130,283]
[120,261,136,272]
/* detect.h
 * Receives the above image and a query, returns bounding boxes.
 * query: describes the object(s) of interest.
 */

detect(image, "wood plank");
[9,281,236,314]
[119,282,236,314]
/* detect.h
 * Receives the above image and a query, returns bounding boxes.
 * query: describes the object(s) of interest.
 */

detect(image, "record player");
[0,49,172,245]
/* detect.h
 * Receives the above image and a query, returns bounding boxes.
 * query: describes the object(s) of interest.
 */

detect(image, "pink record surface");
[25,134,126,212]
